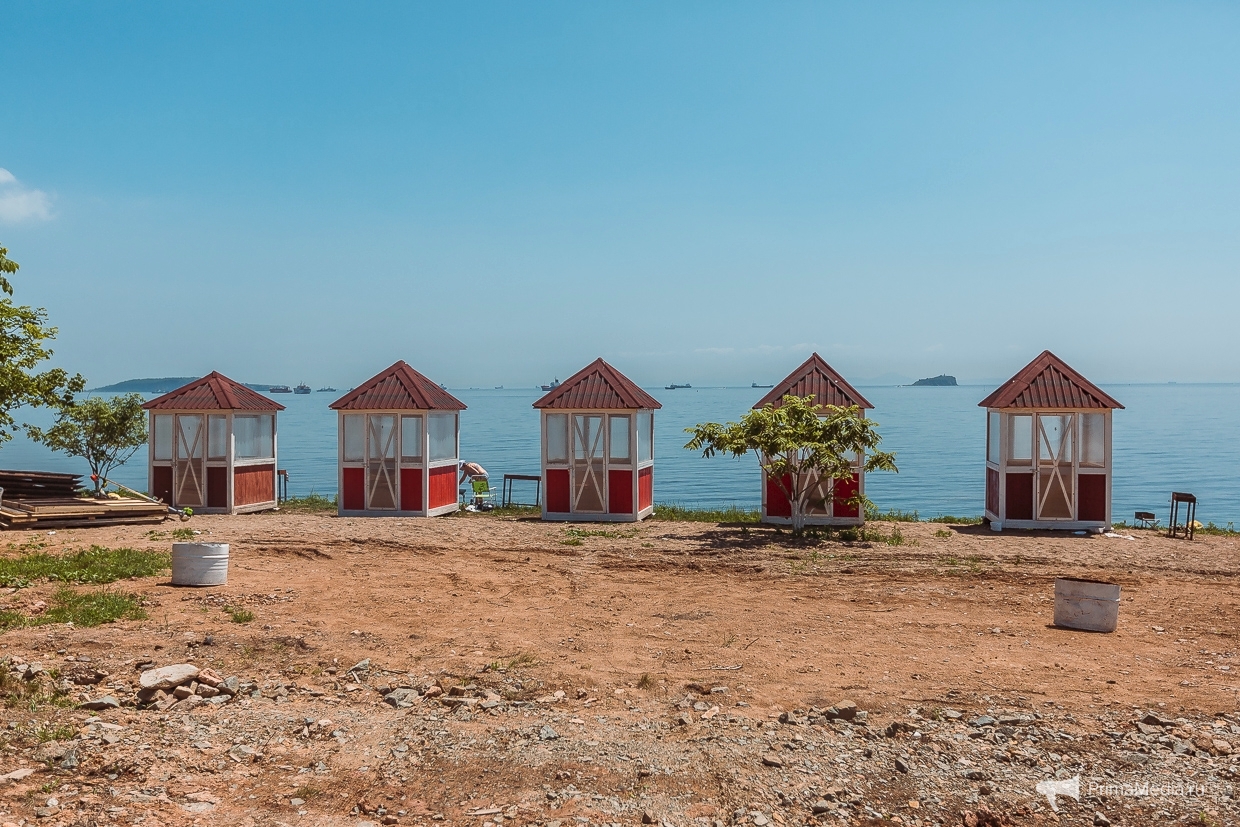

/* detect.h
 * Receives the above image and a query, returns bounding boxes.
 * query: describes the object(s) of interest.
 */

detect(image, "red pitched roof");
[329,361,465,411]
[533,359,661,410]
[753,353,873,410]
[142,372,285,411]
[979,351,1123,410]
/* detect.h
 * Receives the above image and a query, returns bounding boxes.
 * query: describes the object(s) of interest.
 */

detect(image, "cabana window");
[1008,414,1032,464]
[235,414,274,460]
[609,415,630,462]
[546,414,568,464]
[343,415,364,462]
[987,412,1000,464]
[400,416,423,461]
[637,412,652,463]
[1081,413,1105,467]
[428,413,456,462]
[208,415,228,459]
[153,415,173,461]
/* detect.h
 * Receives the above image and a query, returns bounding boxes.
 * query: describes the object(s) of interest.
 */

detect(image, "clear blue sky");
[2,2,1238,388]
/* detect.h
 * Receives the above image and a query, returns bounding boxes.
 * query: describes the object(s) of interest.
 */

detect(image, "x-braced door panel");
[571,414,605,513]
[800,470,831,515]
[367,415,398,510]
[1036,414,1075,520]
[174,415,205,508]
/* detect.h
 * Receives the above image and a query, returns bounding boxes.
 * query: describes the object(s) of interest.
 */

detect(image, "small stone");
[79,695,120,711]
[811,800,830,815]
[895,757,910,774]
[942,708,963,719]
[761,756,784,768]
[641,812,656,825]
[349,658,371,674]
[58,750,78,770]
[219,676,240,696]
[968,715,996,728]
[964,769,989,781]
[173,685,194,700]
[196,684,220,698]
[1212,739,1232,755]
[675,714,692,727]
[1094,813,1111,827]
[138,663,199,691]
[539,725,559,741]
[290,797,305,806]
[196,667,223,687]
[753,814,770,826]
[832,700,858,720]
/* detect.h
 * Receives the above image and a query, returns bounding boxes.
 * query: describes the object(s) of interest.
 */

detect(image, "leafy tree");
[0,245,85,445]
[27,395,148,495]
[685,394,897,534]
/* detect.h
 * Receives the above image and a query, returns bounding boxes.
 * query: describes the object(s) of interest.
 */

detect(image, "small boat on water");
[752,382,774,388]
[317,387,337,393]
[665,383,691,390]
[540,378,561,391]
[269,385,292,393]
[494,385,503,389]
[294,383,311,395]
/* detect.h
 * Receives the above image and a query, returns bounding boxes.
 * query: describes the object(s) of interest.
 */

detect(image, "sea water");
[2,384,1236,527]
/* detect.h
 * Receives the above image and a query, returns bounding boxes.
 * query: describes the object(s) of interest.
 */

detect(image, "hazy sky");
[2,2,1238,388]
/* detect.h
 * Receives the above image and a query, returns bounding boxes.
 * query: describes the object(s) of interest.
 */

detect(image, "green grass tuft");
[35,587,148,627]
[0,545,170,589]
[653,503,761,523]
[927,515,984,525]
[277,493,338,514]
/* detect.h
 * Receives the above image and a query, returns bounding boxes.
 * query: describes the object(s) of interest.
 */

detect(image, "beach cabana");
[980,351,1123,531]
[329,361,465,517]
[754,353,873,527]
[143,372,283,514]
[534,359,660,522]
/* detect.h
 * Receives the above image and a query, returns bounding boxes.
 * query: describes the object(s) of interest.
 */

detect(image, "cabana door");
[173,414,205,508]
[571,414,605,513]
[366,415,398,510]
[1035,414,1075,520]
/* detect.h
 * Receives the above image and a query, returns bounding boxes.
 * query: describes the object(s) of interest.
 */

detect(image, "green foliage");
[225,606,254,623]
[26,394,147,493]
[0,244,85,445]
[0,545,170,589]
[653,503,761,523]
[927,515,984,525]
[685,394,897,533]
[0,244,16,297]
[277,493,338,513]
[866,506,920,522]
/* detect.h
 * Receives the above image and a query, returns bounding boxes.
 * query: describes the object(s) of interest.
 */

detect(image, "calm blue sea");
[2,384,1237,527]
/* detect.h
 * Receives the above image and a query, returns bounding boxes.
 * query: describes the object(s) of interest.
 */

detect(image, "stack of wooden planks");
[0,469,168,530]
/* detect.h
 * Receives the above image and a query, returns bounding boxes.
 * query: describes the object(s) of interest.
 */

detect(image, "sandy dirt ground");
[0,512,1236,827]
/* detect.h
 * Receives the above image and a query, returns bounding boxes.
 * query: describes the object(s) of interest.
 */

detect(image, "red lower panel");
[342,467,365,510]
[400,468,424,512]
[766,474,792,518]
[546,468,570,513]
[833,473,860,518]
[638,466,653,510]
[1078,474,1106,521]
[986,467,1000,515]
[608,469,633,514]
[207,467,228,508]
[1005,472,1033,520]
[152,466,173,505]
[428,465,456,509]
[234,464,275,506]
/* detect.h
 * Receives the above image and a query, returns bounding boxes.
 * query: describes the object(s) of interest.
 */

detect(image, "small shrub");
[637,673,655,690]
[559,537,583,547]
[225,606,255,624]
[934,528,952,538]
[927,515,984,525]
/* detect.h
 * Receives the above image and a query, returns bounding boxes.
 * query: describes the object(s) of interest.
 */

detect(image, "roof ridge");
[533,358,661,410]
[754,353,873,409]
[978,351,1123,409]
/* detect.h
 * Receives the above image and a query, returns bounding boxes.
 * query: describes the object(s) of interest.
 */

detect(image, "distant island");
[90,377,278,394]
[910,374,958,387]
